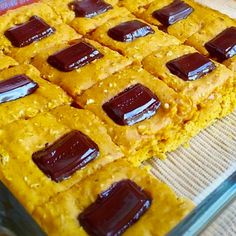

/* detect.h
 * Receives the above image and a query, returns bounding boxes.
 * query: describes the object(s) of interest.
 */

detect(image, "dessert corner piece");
[33,160,194,236]
[91,15,180,61]
[0,64,71,128]
[78,66,191,162]
[0,105,123,212]
[32,39,131,97]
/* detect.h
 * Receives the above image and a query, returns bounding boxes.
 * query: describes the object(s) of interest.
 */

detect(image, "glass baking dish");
[0,0,235,235]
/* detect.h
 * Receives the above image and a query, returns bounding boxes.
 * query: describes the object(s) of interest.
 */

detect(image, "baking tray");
[0,0,235,235]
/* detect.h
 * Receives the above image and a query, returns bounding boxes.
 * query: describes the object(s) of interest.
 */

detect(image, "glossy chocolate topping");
[102,83,161,126]
[0,0,38,16]
[153,0,193,27]
[166,52,216,81]
[79,179,152,236]
[205,27,236,62]
[32,130,99,182]
[107,20,155,42]
[47,41,104,72]
[0,74,38,104]
[70,0,112,18]
[4,16,55,48]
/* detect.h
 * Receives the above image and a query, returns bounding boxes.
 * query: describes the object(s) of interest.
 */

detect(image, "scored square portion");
[0,2,79,62]
[44,0,130,35]
[0,105,123,213]
[33,160,194,236]
[78,66,192,161]
[0,64,71,127]
[32,38,131,97]
[142,45,236,136]
[91,15,180,61]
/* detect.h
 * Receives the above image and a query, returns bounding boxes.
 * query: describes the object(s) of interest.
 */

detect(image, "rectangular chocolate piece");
[166,52,216,81]
[0,74,38,104]
[0,0,38,16]
[70,0,113,18]
[153,0,193,27]
[205,27,236,62]
[32,130,99,182]
[79,179,152,236]
[108,20,155,42]
[4,15,55,47]
[47,41,104,72]
[102,83,161,126]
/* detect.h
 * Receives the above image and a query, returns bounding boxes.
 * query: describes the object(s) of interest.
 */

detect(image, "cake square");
[91,15,180,61]
[77,66,192,161]
[0,64,71,127]
[0,51,18,71]
[32,38,132,97]
[44,0,130,35]
[0,2,79,62]
[142,45,236,138]
[0,105,123,213]
[33,160,194,236]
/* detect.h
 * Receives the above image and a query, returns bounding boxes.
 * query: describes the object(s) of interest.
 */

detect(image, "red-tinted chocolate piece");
[70,0,113,18]
[0,74,38,104]
[32,130,99,182]
[205,27,236,62]
[4,15,55,48]
[166,52,216,81]
[79,179,152,236]
[153,0,193,27]
[0,0,38,16]
[47,41,104,72]
[108,20,155,42]
[102,83,161,126]
[71,101,83,109]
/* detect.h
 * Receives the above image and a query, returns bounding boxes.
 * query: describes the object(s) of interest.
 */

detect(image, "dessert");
[32,38,131,97]
[0,51,18,71]
[142,45,236,138]
[0,64,71,127]
[0,105,123,212]
[78,66,191,161]
[91,15,180,61]
[0,2,79,62]
[33,160,194,236]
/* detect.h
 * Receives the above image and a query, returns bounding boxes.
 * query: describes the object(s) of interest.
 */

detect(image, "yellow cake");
[33,160,194,236]
[0,64,71,127]
[0,105,123,213]
[32,38,132,97]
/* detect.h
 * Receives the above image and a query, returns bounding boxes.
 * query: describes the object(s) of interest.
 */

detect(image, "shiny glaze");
[32,130,99,182]
[4,16,55,47]
[205,27,236,62]
[102,83,161,126]
[153,0,193,27]
[108,20,155,42]
[0,0,38,16]
[47,41,104,72]
[0,74,38,104]
[79,179,152,236]
[166,52,216,81]
[70,0,112,18]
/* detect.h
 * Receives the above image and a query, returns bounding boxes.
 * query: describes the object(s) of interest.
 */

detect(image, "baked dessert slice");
[44,0,130,35]
[32,38,132,97]
[0,64,71,127]
[0,2,79,62]
[91,15,180,62]
[33,159,194,236]
[0,51,18,71]
[77,66,192,162]
[0,105,123,213]
[142,45,236,139]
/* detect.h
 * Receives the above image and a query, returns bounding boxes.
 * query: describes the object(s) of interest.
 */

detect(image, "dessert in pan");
[0,0,235,235]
